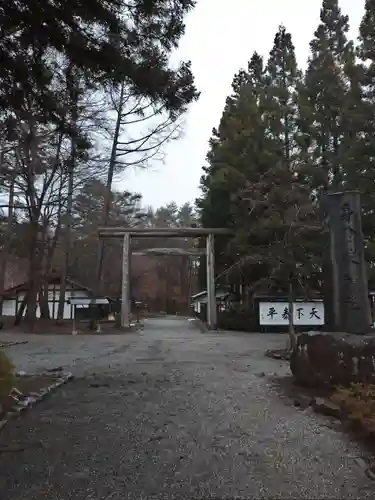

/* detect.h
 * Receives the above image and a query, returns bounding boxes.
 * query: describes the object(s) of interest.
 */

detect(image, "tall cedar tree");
[232,27,319,298]
[196,54,268,290]
[357,0,375,281]
[264,26,301,167]
[196,69,248,287]
[266,26,322,293]
[296,1,355,328]
[301,0,353,190]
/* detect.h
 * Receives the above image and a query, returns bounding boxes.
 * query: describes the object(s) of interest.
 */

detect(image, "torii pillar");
[121,233,131,328]
[206,233,216,329]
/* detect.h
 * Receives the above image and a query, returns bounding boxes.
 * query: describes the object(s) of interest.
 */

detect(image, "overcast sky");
[118,0,365,209]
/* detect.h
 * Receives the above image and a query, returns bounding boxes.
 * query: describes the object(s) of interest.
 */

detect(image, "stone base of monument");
[290,330,375,388]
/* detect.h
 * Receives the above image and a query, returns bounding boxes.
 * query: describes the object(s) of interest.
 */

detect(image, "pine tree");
[1,1,199,328]
[0,0,199,121]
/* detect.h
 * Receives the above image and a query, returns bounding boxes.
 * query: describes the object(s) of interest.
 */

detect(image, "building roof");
[191,288,229,302]
[253,293,323,301]
[1,273,103,299]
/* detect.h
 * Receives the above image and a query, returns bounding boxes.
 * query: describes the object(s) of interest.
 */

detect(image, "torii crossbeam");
[98,226,231,329]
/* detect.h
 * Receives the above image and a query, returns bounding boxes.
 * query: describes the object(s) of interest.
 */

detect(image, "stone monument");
[322,190,371,334]
[291,191,374,387]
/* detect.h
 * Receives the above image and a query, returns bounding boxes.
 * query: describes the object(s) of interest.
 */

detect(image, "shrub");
[217,309,258,332]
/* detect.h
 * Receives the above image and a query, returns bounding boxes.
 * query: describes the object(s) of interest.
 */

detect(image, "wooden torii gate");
[98,227,231,329]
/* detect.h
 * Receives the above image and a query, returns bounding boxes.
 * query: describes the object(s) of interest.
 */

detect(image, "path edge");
[0,371,74,432]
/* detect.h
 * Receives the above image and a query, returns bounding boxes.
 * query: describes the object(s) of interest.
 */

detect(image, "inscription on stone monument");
[325,191,370,333]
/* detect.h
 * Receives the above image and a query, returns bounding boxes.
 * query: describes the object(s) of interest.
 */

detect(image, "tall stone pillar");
[325,191,370,333]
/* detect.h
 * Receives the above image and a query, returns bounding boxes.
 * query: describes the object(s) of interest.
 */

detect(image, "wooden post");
[206,234,216,329]
[121,233,131,328]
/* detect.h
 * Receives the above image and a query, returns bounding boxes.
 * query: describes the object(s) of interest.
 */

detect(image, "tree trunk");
[25,219,42,331]
[56,161,74,321]
[57,79,78,322]
[23,118,45,330]
[38,219,57,321]
[186,257,193,314]
[39,284,50,319]
[25,268,40,331]
[96,81,125,292]
[165,261,170,313]
[14,293,28,325]
[38,224,61,321]
[0,178,14,316]
[287,283,297,352]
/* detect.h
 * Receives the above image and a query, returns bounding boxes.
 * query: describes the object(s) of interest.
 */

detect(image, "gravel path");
[0,317,373,499]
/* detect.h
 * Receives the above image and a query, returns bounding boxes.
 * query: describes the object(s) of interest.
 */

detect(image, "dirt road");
[0,317,373,499]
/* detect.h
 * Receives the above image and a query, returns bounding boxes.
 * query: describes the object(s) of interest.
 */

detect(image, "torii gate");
[97,227,231,329]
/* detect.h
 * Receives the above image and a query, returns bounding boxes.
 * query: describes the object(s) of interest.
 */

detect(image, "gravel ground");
[0,317,374,499]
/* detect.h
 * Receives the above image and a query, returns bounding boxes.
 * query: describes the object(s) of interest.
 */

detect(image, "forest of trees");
[4,0,375,329]
[0,0,200,327]
[197,0,375,305]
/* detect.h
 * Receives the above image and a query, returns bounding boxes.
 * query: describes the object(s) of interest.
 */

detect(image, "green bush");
[0,350,14,395]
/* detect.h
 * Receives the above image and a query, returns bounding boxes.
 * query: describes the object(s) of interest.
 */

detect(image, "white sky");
[118,0,365,209]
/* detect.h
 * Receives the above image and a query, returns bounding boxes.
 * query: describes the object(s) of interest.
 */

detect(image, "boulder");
[313,397,341,418]
[290,331,375,387]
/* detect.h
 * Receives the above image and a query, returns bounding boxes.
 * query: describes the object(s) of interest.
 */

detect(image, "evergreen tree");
[356,0,375,281]
[0,0,199,121]
[197,5,375,302]
[0,1,199,327]
[231,28,319,298]
[301,0,353,190]
[236,162,319,344]
[264,26,302,166]
[197,27,322,303]
[196,53,267,288]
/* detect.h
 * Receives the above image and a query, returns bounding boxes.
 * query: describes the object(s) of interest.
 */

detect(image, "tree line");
[0,0,199,327]
[197,0,375,307]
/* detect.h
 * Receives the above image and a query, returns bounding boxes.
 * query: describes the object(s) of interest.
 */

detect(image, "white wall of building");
[2,299,16,316]
[2,284,91,320]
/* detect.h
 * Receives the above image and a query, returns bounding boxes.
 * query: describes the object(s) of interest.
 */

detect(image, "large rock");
[290,331,375,387]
